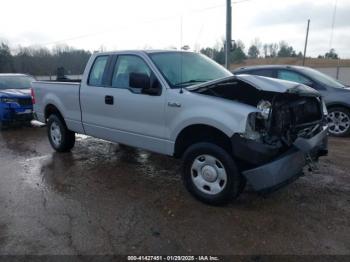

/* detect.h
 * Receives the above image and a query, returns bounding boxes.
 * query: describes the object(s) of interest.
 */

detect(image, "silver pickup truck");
[32,50,328,205]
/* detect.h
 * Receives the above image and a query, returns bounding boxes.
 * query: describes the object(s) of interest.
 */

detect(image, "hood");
[187,74,320,96]
[0,89,31,98]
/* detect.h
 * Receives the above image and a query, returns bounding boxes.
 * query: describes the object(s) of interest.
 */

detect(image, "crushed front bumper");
[239,125,328,192]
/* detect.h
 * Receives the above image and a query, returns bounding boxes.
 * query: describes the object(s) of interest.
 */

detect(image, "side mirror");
[129,72,161,95]
[129,72,150,90]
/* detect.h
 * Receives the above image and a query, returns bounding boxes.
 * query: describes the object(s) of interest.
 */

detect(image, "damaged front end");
[235,93,328,164]
[189,75,328,192]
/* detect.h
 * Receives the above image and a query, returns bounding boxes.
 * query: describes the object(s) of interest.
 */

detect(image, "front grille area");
[292,97,322,125]
[270,96,323,144]
[17,98,32,106]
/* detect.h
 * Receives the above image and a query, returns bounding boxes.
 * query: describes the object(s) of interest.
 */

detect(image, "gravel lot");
[0,126,349,255]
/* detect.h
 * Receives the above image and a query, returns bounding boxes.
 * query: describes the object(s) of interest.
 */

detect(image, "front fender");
[167,91,259,141]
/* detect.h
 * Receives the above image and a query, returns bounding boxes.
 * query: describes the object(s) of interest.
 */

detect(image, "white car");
[32,50,328,205]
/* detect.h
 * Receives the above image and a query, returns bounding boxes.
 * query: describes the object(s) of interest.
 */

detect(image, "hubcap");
[202,165,218,182]
[327,111,350,135]
[50,122,62,146]
[190,154,227,195]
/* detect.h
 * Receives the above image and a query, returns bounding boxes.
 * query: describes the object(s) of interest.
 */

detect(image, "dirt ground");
[0,126,349,255]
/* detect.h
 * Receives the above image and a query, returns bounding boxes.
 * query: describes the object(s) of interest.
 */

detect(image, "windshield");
[0,75,35,90]
[148,52,232,88]
[299,67,345,88]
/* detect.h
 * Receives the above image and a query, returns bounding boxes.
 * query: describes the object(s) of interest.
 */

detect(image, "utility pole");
[302,19,310,66]
[225,0,232,69]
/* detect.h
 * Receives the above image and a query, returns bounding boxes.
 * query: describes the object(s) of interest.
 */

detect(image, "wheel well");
[174,124,232,158]
[44,104,64,123]
[327,104,350,111]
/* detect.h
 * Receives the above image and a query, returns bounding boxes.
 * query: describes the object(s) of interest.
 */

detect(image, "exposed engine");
[194,78,325,147]
[249,95,323,146]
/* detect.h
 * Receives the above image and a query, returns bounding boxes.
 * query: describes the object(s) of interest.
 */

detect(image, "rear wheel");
[182,142,243,205]
[47,114,75,152]
[327,107,350,137]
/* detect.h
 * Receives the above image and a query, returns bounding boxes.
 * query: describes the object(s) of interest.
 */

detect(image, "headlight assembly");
[257,100,272,119]
[322,99,328,115]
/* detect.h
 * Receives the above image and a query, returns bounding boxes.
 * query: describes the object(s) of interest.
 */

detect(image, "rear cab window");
[88,56,109,86]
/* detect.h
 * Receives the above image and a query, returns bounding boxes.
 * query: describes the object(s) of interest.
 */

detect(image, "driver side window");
[112,55,151,89]
[277,70,313,86]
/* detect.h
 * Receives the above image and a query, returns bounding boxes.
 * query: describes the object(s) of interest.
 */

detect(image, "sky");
[0,0,349,58]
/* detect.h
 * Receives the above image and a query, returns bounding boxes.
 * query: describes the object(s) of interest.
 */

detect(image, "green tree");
[200,47,215,59]
[325,48,338,59]
[248,45,259,58]
[229,39,246,63]
[230,47,246,63]
[0,42,13,73]
[277,41,296,57]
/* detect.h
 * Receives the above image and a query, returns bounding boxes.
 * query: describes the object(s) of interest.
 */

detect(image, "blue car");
[0,74,35,129]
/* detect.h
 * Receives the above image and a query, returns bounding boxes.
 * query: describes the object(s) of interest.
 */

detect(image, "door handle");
[168,102,181,108]
[105,95,114,105]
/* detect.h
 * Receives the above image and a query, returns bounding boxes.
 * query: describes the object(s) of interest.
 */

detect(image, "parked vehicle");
[233,65,350,137]
[32,51,328,205]
[0,74,35,129]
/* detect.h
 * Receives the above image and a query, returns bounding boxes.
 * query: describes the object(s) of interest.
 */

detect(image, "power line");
[39,15,179,46]
[232,0,255,4]
[38,0,255,47]
[190,0,255,12]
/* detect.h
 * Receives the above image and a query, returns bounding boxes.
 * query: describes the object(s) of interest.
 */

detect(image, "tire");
[47,114,75,152]
[182,142,243,205]
[327,107,350,137]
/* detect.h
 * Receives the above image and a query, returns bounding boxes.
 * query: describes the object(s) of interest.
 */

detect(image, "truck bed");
[33,81,84,133]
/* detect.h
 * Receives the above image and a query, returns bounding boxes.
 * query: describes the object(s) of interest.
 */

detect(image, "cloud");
[251,2,350,30]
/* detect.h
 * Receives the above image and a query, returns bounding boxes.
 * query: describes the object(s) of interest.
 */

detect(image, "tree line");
[200,39,339,64]
[0,42,91,75]
[0,39,340,76]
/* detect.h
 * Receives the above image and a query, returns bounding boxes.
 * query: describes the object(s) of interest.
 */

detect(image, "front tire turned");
[47,114,75,152]
[182,142,243,205]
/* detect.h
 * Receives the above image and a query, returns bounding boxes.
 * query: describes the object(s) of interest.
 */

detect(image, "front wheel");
[47,114,75,152]
[327,107,350,137]
[182,142,243,205]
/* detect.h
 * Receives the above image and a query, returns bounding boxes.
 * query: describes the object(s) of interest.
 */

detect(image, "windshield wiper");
[174,79,211,87]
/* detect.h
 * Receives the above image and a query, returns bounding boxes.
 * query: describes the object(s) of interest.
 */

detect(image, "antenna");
[225,0,232,69]
[180,15,184,94]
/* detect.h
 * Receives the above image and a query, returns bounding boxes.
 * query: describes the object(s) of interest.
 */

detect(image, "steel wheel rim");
[327,111,350,135]
[190,154,227,195]
[50,122,62,146]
